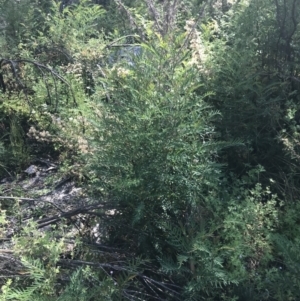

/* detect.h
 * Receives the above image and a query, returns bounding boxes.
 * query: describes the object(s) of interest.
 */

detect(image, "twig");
[37,204,104,229]
[0,58,77,106]
[0,249,13,254]
[0,196,35,201]
[0,196,64,213]
[173,0,212,67]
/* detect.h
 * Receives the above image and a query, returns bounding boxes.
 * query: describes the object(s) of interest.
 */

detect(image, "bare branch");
[0,58,77,107]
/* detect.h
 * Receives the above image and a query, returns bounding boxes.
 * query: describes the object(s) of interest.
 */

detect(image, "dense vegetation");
[0,0,300,300]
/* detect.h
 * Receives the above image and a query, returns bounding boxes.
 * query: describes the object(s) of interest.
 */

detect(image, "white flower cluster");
[184,19,207,70]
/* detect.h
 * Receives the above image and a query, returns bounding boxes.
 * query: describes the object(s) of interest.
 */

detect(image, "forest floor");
[0,159,104,283]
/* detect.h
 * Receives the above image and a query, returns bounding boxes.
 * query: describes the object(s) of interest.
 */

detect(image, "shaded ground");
[0,159,107,281]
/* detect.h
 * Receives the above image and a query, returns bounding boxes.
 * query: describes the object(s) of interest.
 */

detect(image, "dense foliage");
[1,0,300,300]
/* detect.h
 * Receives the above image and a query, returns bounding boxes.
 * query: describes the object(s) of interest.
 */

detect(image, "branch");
[114,0,147,41]
[173,0,212,67]
[0,196,65,213]
[0,196,35,201]
[0,58,77,107]
[36,203,104,229]
[58,258,182,300]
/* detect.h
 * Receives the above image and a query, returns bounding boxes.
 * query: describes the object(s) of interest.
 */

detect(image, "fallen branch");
[0,196,64,213]
[36,203,104,229]
[0,196,35,201]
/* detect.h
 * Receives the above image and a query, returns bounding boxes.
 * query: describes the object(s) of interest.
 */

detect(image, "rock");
[24,165,38,175]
